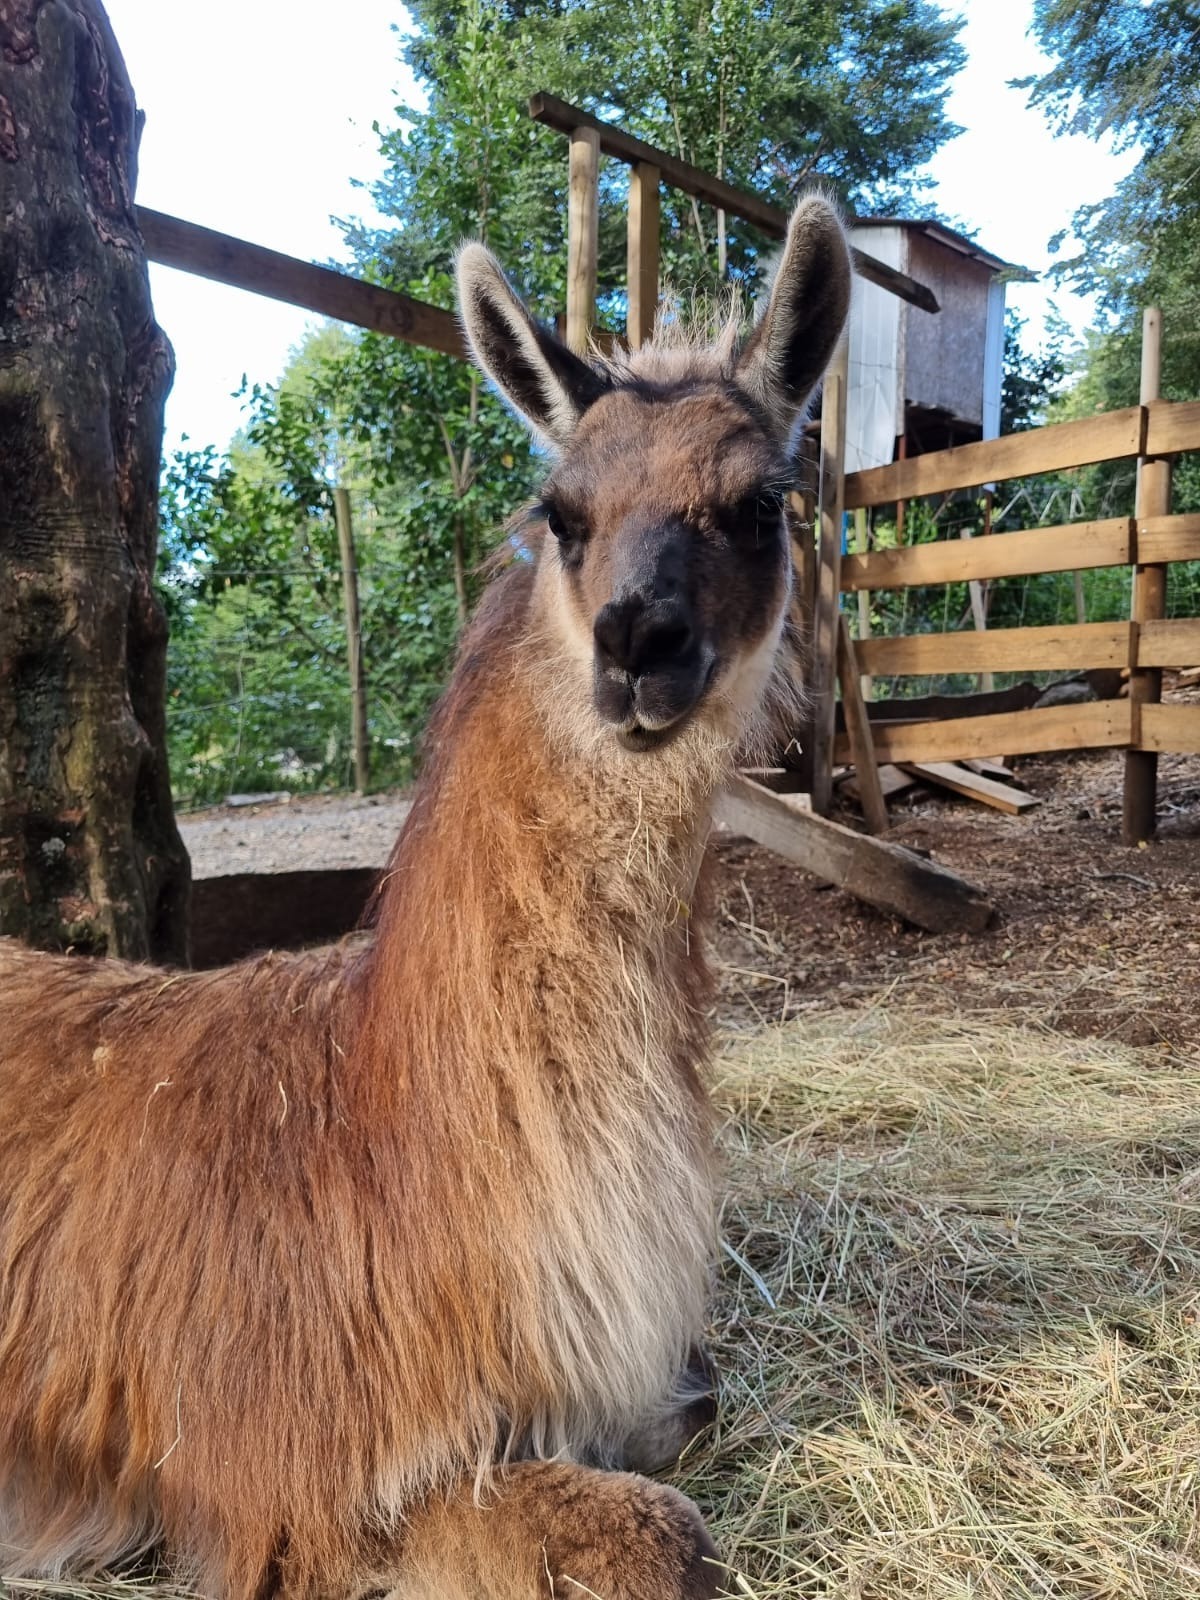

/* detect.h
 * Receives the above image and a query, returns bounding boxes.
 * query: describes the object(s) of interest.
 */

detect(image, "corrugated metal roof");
[849,217,1033,279]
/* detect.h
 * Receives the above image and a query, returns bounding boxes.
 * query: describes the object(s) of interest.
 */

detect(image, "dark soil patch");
[710,744,1200,1050]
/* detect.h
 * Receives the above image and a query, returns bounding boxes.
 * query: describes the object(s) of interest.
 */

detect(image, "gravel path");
[179,792,412,879]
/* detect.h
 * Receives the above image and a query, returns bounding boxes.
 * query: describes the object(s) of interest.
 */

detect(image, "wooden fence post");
[853,507,873,700]
[626,162,660,349]
[1123,307,1170,845]
[567,126,600,354]
[810,332,849,813]
[837,616,888,834]
[334,487,369,795]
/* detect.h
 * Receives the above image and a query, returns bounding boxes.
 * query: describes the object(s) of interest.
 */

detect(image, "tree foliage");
[1022,2,1200,417]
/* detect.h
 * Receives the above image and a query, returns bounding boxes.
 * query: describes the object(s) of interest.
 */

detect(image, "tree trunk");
[0,0,190,961]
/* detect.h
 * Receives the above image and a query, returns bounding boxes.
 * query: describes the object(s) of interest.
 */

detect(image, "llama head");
[456,197,851,755]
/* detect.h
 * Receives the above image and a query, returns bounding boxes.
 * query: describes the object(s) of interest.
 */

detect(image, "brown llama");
[0,197,851,1600]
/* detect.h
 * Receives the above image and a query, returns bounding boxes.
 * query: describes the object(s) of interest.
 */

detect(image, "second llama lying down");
[0,197,852,1600]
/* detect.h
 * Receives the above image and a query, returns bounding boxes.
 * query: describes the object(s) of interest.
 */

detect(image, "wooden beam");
[810,335,848,814]
[716,777,994,934]
[842,764,917,804]
[626,162,661,349]
[136,207,466,358]
[1124,308,1169,845]
[856,620,1131,677]
[834,700,1132,766]
[333,488,369,795]
[837,616,889,834]
[898,762,1041,816]
[839,683,1044,729]
[1146,399,1200,457]
[844,409,1145,509]
[841,518,1134,592]
[1140,704,1200,754]
[566,126,600,355]
[1138,514,1200,564]
[527,93,940,314]
[1138,618,1200,668]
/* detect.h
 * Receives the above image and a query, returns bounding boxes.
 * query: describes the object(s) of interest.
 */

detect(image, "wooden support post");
[895,429,908,544]
[960,528,994,693]
[810,333,849,814]
[1123,307,1170,845]
[334,487,369,795]
[626,162,660,349]
[567,126,600,355]
[837,616,889,835]
[853,507,873,700]
[716,777,994,935]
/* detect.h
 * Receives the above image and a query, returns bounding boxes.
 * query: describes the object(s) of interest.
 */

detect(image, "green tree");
[1022,2,1200,426]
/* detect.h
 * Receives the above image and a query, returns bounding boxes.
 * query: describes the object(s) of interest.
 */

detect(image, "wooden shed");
[843,219,1025,475]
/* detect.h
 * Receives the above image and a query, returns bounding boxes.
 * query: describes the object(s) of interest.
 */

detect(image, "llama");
[0,197,851,1600]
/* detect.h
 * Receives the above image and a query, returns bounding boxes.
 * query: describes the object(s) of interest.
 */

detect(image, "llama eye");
[736,488,786,532]
[754,489,786,521]
[545,506,570,541]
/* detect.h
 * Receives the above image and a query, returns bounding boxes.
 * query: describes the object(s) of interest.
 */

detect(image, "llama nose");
[593,596,695,678]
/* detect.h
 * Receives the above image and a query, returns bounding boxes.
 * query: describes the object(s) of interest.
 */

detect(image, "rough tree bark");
[0,0,189,960]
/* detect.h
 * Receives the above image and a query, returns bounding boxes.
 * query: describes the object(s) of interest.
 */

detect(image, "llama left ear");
[734,197,852,441]
[456,244,610,448]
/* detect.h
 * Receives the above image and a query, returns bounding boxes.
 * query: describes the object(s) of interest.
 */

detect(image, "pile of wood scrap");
[841,756,1040,817]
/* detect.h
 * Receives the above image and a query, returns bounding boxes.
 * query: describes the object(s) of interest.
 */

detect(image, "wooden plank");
[834,700,1132,766]
[899,762,1041,816]
[1140,703,1200,754]
[333,489,369,794]
[964,757,1017,780]
[842,764,917,803]
[626,162,660,349]
[1125,308,1170,844]
[857,620,1130,677]
[841,518,1133,592]
[1138,618,1200,668]
[527,93,939,314]
[1146,399,1200,457]
[840,682,1044,728]
[810,337,848,814]
[716,777,994,934]
[837,616,889,834]
[567,126,600,354]
[1138,514,1200,564]
[191,868,378,969]
[137,208,466,358]
[844,409,1145,509]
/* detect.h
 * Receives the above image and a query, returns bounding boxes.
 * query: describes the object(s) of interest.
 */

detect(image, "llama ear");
[456,244,610,447]
[734,197,852,440]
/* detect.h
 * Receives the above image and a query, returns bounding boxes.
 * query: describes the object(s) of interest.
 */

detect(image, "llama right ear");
[456,244,610,448]
[734,196,852,441]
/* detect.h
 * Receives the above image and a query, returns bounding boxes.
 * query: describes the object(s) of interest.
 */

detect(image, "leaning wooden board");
[899,762,1041,816]
[716,776,994,934]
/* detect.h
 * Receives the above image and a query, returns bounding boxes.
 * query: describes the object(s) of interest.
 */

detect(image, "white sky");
[104,0,1136,456]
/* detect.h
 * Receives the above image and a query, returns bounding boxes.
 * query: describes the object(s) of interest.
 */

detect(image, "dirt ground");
[711,743,1200,1050]
[179,739,1200,1051]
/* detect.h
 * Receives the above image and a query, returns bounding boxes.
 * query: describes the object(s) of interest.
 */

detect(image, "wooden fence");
[828,318,1200,843]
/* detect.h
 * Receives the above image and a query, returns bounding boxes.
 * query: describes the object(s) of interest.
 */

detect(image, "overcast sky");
[103,0,1136,457]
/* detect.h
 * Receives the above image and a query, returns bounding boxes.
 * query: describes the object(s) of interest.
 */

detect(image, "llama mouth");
[617,720,683,753]
[614,659,719,754]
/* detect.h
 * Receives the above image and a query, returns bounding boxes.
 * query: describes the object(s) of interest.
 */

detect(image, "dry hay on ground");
[6,1008,1200,1600]
[682,1007,1200,1599]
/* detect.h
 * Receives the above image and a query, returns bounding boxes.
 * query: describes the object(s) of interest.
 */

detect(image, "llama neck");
[365,562,732,1031]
